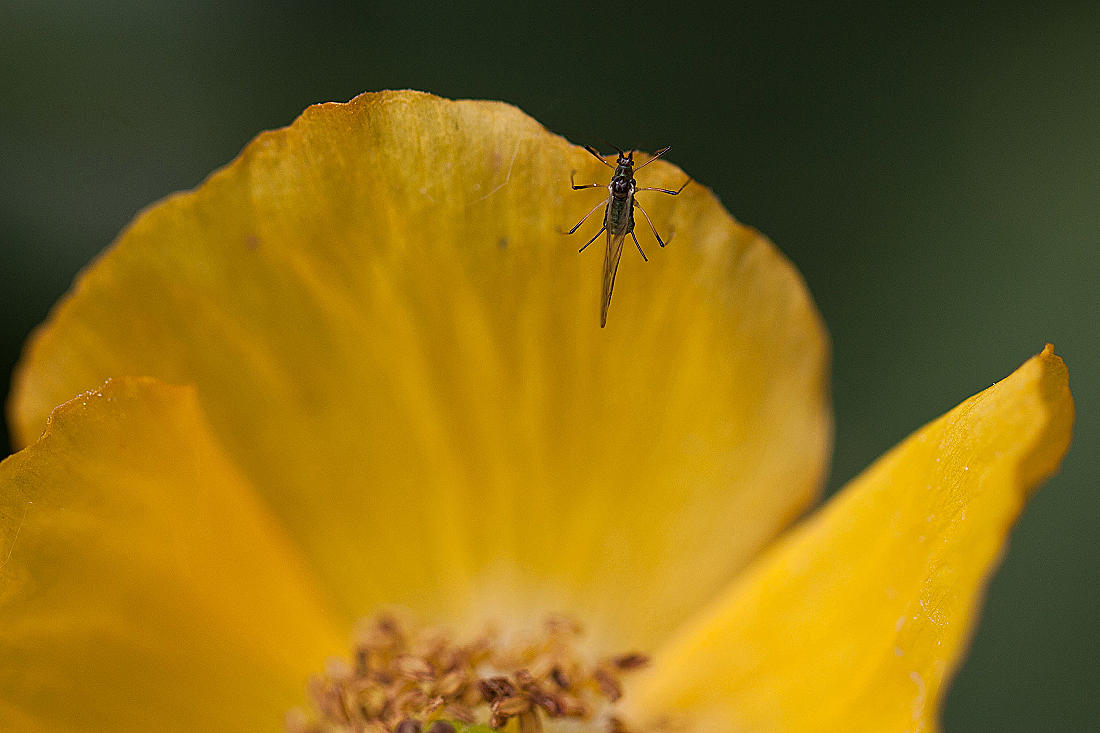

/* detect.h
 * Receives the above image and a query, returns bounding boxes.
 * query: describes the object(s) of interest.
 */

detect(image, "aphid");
[567,144,689,327]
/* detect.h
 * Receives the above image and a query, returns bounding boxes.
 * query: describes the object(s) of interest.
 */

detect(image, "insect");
[567,144,689,327]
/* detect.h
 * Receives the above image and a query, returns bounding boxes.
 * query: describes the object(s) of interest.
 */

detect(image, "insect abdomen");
[604,196,633,235]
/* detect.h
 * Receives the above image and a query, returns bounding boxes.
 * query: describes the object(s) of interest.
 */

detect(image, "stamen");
[289,615,649,733]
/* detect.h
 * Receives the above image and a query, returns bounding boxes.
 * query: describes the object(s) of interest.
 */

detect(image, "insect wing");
[600,229,627,327]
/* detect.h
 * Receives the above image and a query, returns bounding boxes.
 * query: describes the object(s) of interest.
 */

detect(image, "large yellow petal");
[9,91,829,645]
[633,345,1073,732]
[0,378,343,732]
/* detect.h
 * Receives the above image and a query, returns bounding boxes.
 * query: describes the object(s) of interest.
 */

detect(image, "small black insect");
[567,144,689,327]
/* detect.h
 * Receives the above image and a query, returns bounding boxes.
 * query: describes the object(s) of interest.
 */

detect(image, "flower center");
[288,615,649,733]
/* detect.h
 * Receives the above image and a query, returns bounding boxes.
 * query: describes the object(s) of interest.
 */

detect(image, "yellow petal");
[0,378,342,732]
[9,91,830,645]
[634,346,1073,732]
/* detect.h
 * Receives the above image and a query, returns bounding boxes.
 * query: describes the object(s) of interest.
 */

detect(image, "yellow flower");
[0,91,1073,733]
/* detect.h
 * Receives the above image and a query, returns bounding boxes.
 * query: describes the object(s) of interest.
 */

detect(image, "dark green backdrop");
[2,2,1096,729]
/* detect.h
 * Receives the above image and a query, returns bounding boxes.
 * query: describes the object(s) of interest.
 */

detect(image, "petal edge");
[634,345,1073,733]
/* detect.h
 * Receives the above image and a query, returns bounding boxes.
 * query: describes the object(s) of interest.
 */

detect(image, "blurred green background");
[1,1,1096,729]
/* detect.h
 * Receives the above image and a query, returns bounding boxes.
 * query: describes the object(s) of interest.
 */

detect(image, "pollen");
[288,615,650,733]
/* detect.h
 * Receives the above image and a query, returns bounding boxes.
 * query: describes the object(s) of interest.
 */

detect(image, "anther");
[594,669,623,702]
[294,615,649,732]
[612,653,650,670]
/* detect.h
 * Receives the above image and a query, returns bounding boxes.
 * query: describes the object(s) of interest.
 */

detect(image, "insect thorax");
[610,174,634,199]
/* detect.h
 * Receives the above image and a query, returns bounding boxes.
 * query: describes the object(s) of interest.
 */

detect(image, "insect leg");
[631,231,648,262]
[579,226,606,253]
[635,178,691,195]
[570,171,605,190]
[634,200,668,248]
[632,146,671,172]
[567,197,610,235]
[583,145,616,169]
